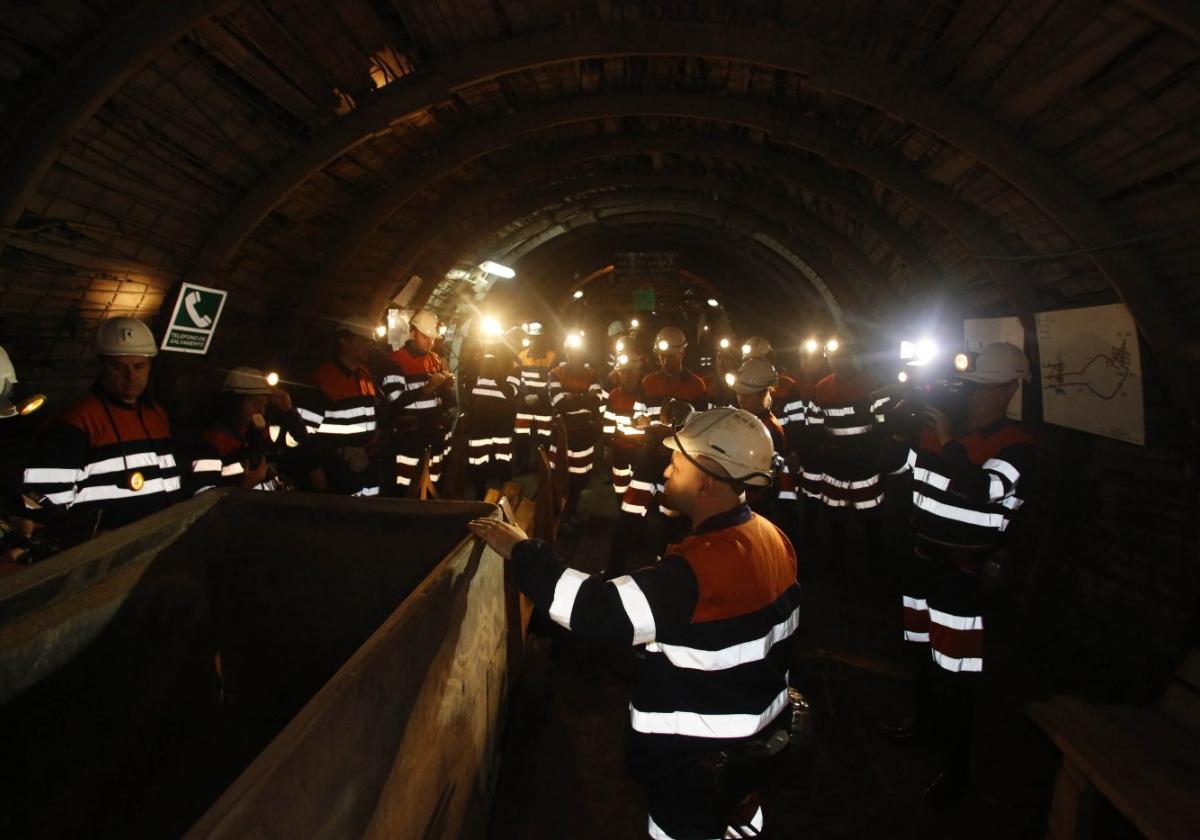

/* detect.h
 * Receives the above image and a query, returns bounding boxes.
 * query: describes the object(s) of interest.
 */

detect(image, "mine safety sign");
[161,283,228,354]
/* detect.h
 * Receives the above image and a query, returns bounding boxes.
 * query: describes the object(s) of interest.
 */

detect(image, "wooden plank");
[193,20,328,125]
[1046,758,1098,840]
[1052,704,1200,840]
[228,4,338,115]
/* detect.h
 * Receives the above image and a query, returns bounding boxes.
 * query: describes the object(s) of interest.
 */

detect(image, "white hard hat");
[730,357,778,394]
[958,342,1031,384]
[665,407,775,487]
[0,346,17,418]
[525,321,544,336]
[742,336,772,359]
[223,366,273,395]
[0,346,16,390]
[337,319,376,340]
[655,326,687,353]
[96,316,158,357]
[410,309,439,338]
[607,319,626,337]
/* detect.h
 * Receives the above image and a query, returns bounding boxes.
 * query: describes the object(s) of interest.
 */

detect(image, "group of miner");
[1,309,1039,840]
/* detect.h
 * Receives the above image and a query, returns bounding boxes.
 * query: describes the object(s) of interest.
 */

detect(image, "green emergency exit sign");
[633,288,656,311]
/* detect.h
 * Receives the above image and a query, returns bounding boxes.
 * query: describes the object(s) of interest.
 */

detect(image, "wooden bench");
[1028,650,1200,840]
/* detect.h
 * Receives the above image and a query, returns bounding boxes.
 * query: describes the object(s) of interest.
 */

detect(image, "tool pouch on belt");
[698,687,812,795]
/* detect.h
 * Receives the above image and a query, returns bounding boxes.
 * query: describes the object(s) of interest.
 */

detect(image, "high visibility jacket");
[511,504,800,778]
[770,373,799,427]
[469,353,519,408]
[603,384,643,447]
[548,363,602,417]
[24,389,182,529]
[297,360,380,448]
[191,412,306,493]
[810,373,881,439]
[517,348,558,394]
[636,369,709,420]
[383,342,451,414]
[890,420,1038,549]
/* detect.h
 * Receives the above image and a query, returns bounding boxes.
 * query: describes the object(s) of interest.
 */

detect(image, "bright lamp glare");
[707,298,719,307]
[573,290,584,299]
[724,372,737,387]
[374,325,387,338]
[566,333,583,349]
[265,372,280,387]
[900,341,916,360]
[741,343,752,356]
[825,339,839,353]
[479,260,515,279]
[630,319,639,328]
[616,339,625,352]
[719,338,730,349]
[618,354,629,366]
[439,325,448,336]
[522,338,530,347]
[915,339,937,363]
[804,338,819,354]
[897,371,909,383]
[19,394,46,415]
[657,340,670,351]
[954,352,971,372]
[482,316,502,336]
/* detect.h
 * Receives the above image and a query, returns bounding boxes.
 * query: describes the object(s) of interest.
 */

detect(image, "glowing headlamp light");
[804,338,819,354]
[265,371,280,387]
[825,338,839,354]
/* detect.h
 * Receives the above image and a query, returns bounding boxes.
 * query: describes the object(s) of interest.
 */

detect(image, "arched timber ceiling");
[2,1,1198,403]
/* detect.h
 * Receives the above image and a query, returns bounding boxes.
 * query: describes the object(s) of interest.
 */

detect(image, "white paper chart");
[1035,304,1144,445]
[963,316,1025,420]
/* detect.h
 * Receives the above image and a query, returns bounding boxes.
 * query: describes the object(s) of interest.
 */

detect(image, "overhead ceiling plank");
[180,21,1177,367]
[0,0,233,231]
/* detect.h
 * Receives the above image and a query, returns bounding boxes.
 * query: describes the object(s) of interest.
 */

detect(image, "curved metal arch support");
[446,218,839,333]
[184,21,1177,369]
[425,172,896,310]
[367,132,928,295]
[499,227,808,319]
[403,193,858,332]
[372,175,872,320]
[491,210,847,332]
[302,93,1036,329]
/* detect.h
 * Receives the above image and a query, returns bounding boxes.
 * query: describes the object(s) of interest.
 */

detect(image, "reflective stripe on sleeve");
[610,575,657,645]
[913,492,1007,530]
[549,568,589,630]
[983,457,1019,485]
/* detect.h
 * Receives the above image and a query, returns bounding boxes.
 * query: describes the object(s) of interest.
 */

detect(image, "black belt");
[914,535,995,575]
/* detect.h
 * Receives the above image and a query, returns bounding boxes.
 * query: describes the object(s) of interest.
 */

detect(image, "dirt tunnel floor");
[484,471,1142,840]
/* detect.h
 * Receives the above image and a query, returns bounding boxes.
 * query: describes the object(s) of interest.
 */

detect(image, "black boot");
[880,642,935,743]
[924,669,978,810]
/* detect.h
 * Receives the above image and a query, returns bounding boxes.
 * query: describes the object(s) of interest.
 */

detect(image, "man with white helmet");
[24,317,183,530]
[470,407,801,840]
[296,319,384,497]
[191,367,306,493]
[620,326,710,546]
[383,309,455,491]
[729,356,789,523]
[514,321,557,469]
[882,342,1041,808]
[547,331,604,521]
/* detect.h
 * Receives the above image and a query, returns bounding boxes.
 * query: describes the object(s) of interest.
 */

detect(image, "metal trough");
[0,491,508,840]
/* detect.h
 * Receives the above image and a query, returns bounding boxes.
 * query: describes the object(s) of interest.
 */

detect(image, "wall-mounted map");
[1035,303,1144,445]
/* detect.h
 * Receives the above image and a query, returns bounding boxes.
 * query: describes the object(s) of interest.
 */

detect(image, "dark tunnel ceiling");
[1,1,1199,385]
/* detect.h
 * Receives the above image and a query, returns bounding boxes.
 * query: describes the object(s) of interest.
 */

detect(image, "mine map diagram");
[1041,336,1135,401]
